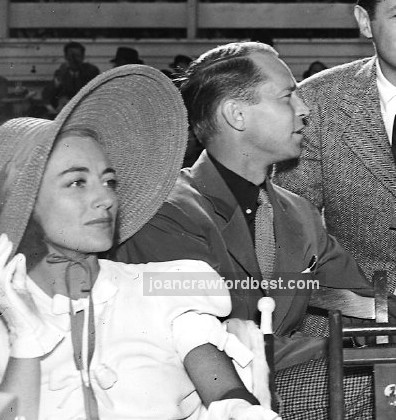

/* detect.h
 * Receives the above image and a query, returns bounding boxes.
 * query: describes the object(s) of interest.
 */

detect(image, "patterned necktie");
[392,114,396,163]
[255,188,276,281]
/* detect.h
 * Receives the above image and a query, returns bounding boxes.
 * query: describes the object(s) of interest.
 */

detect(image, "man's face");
[65,47,85,70]
[357,0,396,83]
[241,52,309,165]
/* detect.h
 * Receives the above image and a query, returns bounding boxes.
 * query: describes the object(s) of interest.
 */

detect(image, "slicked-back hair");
[178,41,278,146]
[356,0,382,19]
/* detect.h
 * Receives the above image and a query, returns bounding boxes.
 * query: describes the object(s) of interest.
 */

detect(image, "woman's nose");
[93,186,116,210]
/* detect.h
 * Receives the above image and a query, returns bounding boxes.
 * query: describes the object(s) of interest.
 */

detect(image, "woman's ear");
[220,98,246,132]
[354,5,373,39]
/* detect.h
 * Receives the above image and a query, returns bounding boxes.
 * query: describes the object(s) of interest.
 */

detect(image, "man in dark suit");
[115,41,376,418]
[275,0,396,292]
[117,41,370,335]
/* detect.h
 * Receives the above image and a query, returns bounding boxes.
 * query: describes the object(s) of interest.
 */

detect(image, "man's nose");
[294,94,310,118]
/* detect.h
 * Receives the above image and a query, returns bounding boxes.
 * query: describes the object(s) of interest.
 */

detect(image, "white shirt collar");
[376,59,396,111]
[376,59,396,143]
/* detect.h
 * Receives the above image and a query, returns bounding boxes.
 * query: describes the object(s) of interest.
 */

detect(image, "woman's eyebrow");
[59,167,116,176]
[103,168,116,175]
[59,166,88,176]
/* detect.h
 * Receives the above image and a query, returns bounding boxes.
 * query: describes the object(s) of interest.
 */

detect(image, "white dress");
[0,259,254,420]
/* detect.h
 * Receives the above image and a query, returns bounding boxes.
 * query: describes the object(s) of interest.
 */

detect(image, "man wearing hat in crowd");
[110,47,144,68]
[115,41,395,418]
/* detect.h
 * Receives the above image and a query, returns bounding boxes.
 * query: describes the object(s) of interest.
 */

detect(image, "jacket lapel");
[338,58,396,197]
[190,151,261,279]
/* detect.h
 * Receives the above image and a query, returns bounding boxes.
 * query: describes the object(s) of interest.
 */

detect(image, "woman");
[0,66,279,420]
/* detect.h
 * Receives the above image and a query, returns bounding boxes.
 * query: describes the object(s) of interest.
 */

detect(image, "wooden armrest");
[309,287,375,319]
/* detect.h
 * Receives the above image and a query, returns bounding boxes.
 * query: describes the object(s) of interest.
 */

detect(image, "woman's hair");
[16,126,100,270]
[57,127,99,143]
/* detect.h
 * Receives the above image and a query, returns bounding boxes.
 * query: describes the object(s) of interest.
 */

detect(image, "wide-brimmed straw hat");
[0,65,187,258]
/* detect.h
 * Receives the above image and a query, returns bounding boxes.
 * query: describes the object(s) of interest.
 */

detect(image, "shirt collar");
[208,153,261,215]
[376,59,396,112]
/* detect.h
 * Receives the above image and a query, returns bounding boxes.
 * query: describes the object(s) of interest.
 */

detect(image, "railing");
[0,1,374,83]
[1,1,359,39]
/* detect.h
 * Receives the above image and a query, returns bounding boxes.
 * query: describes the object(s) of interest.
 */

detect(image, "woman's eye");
[105,179,118,190]
[69,179,86,187]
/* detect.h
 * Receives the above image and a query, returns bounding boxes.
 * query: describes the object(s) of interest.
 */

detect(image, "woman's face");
[34,134,118,257]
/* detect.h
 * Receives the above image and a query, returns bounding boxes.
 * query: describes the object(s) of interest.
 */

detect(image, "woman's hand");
[0,233,64,358]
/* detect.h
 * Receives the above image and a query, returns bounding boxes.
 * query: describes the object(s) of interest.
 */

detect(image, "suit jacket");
[116,151,370,336]
[275,57,396,291]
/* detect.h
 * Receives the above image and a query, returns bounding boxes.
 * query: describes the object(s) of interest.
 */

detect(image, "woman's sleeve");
[164,260,258,407]
[162,259,253,368]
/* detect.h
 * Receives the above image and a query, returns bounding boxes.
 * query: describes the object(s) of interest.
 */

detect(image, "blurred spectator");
[110,47,144,67]
[161,69,174,79]
[41,41,100,117]
[0,76,8,100]
[0,76,8,123]
[302,60,328,79]
[168,54,193,78]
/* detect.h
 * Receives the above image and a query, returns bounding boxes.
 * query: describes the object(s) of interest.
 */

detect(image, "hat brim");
[0,65,187,257]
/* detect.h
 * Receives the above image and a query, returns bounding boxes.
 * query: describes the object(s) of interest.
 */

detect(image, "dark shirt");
[208,153,261,239]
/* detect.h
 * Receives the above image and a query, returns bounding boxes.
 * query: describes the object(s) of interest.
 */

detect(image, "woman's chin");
[81,239,114,254]
[48,237,114,256]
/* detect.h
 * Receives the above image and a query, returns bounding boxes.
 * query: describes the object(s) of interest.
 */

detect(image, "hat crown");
[112,47,140,64]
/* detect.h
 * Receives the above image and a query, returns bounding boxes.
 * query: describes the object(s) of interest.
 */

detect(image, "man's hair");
[178,41,278,145]
[64,41,85,56]
[356,0,382,19]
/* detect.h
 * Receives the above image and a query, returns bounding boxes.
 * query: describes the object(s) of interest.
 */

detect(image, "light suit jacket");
[117,151,370,336]
[275,57,396,291]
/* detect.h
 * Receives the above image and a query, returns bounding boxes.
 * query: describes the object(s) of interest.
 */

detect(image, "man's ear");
[220,98,246,131]
[354,5,373,39]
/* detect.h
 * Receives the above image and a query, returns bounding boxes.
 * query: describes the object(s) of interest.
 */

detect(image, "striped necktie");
[255,188,276,281]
